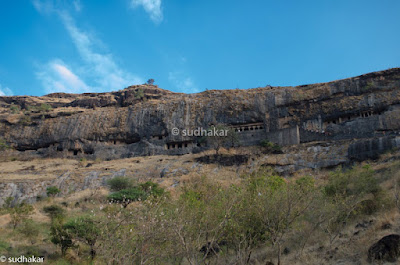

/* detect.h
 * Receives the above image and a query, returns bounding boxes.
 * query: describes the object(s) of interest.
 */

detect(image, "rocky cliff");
[0,68,399,162]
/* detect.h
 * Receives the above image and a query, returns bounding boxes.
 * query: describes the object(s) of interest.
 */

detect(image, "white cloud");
[32,0,81,14]
[168,72,199,93]
[32,0,54,14]
[36,60,90,94]
[33,5,143,93]
[73,0,82,12]
[0,84,13,96]
[130,0,163,24]
[59,13,143,90]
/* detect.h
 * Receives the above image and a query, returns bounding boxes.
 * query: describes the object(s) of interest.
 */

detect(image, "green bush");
[108,181,165,207]
[107,177,133,191]
[39,103,52,112]
[26,104,52,113]
[139,181,165,197]
[46,186,61,197]
[108,187,148,203]
[260,139,282,153]
[9,104,20,114]
[43,205,65,220]
[134,88,144,99]
[323,165,380,198]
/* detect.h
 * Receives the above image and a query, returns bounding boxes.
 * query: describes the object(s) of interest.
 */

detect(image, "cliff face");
[0,68,400,162]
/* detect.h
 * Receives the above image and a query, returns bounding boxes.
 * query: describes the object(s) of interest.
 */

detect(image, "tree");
[207,124,229,156]
[8,203,34,229]
[146,79,155,85]
[18,219,40,245]
[321,165,382,246]
[227,169,315,265]
[64,216,100,260]
[43,205,65,221]
[226,127,240,149]
[50,218,73,256]
[151,176,239,264]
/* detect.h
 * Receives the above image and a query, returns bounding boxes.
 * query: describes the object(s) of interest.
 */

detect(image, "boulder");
[368,234,400,263]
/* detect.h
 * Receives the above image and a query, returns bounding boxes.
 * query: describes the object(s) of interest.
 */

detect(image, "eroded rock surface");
[0,68,399,161]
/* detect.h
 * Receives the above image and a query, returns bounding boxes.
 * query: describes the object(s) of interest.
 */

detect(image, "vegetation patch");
[107,180,165,207]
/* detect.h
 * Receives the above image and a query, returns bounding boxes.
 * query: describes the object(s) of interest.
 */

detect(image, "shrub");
[47,186,61,197]
[139,181,165,197]
[8,203,34,229]
[9,104,20,114]
[134,88,144,99]
[4,197,13,208]
[19,115,32,125]
[18,219,40,244]
[260,139,282,153]
[107,177,133,191]
[146,79,155,85]
[39,103,52,112]
[78,157,87,167]
[108,187,147,205]
[323,165,380,198]
[43,205,65,220]
[108,181,165,207]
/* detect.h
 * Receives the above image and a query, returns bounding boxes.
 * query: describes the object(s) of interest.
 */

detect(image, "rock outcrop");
[0,68,399,164]
[368,234,400,263]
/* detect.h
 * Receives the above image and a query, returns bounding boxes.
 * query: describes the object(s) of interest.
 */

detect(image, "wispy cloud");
[59,13,143,91]
[168,71,199,93]
[33,1,143,93]
[130,0,163,24]
[32,0,54,14]
[72,0,82,12]
[36,60,90,94]
[32,0,82,14]
[0,84,13,96]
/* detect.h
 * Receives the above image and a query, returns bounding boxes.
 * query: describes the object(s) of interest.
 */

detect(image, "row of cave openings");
[166,141,196,150]
[165,122,266,150]
[303,108,387,133]
[323,110,383,126]
[231,123,265,132]
[56,146,93,156]
[44,122,268,154]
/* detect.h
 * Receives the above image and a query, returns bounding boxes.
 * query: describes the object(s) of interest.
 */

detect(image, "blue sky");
[0,0,399,96]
